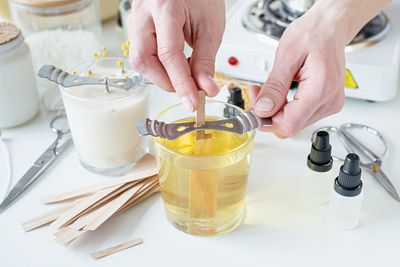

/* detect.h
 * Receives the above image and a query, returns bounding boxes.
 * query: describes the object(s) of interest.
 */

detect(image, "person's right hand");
[127,0,225,112]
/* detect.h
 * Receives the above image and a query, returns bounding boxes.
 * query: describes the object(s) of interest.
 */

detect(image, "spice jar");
[60,57,149,176]
[0,22,39,128]
[8,0,101,72]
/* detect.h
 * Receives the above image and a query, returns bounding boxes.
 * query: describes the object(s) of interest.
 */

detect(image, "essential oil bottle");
[224,87,245,118]
[302,131,333,204]
[329,153,363,230]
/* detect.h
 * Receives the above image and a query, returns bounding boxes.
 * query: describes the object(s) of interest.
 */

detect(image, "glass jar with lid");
[8,0,102,72]
[0,22,39,128]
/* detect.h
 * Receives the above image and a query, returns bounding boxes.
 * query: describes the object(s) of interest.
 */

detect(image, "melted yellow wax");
[154,118,253,235]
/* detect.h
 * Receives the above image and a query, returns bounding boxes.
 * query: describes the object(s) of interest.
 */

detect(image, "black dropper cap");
[307,131,333,172]
[228,87,245,109]
[224,87,245,118]
[334,153,362,197]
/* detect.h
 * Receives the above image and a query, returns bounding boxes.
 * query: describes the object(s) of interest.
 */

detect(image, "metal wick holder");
[38,65,146,91]
[137,109,273,140]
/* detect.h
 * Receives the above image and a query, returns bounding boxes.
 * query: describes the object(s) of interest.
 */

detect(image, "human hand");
[127,0,225,112]
[249,2,349,138]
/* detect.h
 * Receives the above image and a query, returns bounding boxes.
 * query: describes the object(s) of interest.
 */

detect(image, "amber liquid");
[154,119,253,235]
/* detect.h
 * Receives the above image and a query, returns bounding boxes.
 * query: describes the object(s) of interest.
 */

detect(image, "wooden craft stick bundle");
[21,154,160,249]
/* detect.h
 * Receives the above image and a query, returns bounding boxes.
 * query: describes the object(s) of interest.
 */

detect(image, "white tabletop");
[1,18,400,267]
[1,84,400,267]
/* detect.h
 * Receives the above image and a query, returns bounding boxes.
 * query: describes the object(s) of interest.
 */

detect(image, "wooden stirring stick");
[188,91,218,224]
[90,238,143,260]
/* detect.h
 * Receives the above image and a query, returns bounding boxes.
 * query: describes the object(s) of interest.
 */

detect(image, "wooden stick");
[41,154,157,204]
[52,180,139,229]
[90,238,143,260]
[116,178,160,215]
[189,91,218,220]
[21,203,75,232]
[83,181,147,231]
[48,177,157,246]
[51,184,124,228]
[54,227,87,246]
[56,180,158,246]
[67,180,146,231]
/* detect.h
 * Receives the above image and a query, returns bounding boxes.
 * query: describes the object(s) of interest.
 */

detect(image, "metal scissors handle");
[0,114,72,212]
[340,123,387,162]
[312,123,399,202]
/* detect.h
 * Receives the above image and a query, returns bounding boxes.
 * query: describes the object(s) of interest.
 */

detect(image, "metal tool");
[38,65,146,90]
[312,123,399,202]
[137,109,272,140]
[0,114,73,213]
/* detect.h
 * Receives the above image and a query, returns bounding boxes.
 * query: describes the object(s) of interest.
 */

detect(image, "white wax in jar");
[62,69,148,170]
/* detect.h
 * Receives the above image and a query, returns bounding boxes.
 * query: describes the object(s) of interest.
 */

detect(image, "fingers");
[190,30,222,97]
[153,17,199,112]
[249,85,261,106]
[127,12,174,92]
[254,45,306,118]
[260,71,344,138]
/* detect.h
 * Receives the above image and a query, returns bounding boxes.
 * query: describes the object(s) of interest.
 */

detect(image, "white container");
[9,0,101,73]
[302,167,334,204]
[329,188,363,230]
[0,22,39,128]
[60,58,149,176]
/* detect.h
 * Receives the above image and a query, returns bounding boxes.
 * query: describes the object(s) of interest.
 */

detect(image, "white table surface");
[1,15,400,267]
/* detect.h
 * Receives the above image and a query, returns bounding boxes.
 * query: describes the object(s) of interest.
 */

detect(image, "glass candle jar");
[153,101,256,236]
[60,57,149,176]
[0,22,39,128]
[9,0,101,73]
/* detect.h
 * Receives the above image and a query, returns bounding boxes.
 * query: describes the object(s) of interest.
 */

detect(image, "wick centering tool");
[137,109,272,140]
[38,65,146,91]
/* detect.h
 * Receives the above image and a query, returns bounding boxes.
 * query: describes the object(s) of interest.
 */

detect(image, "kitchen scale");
[216,0,400,102]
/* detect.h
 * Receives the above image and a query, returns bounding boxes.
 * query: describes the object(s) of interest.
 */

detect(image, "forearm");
[308,0,392,45]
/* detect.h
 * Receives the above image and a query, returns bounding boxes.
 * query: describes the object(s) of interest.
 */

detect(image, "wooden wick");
[195,90,209,140]
[188,91,218,227]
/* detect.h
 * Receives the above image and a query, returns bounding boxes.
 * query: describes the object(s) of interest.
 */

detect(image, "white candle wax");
[61,68,149,175]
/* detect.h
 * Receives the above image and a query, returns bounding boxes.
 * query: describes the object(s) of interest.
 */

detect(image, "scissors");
[312,123,399,202]
[0,114,72,213]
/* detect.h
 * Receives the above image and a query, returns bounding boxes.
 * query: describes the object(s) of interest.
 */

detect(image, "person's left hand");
[127,0,225,112]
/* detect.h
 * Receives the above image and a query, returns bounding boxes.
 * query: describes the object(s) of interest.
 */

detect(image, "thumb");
[254,48,305,117]
[190,34,220,98]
